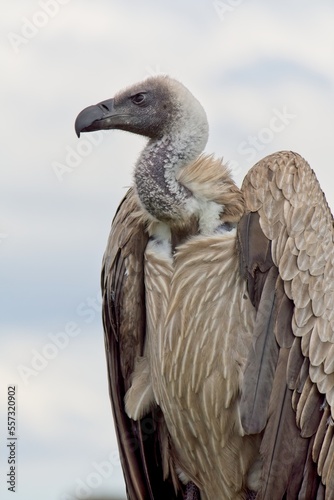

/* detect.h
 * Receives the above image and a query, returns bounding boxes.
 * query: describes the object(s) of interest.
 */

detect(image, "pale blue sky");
[1,1,334,499]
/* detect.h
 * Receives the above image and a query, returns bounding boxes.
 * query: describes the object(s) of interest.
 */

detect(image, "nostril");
[100,103,109,112]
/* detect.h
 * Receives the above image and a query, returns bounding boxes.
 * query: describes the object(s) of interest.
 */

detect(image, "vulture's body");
[75,76,334,499]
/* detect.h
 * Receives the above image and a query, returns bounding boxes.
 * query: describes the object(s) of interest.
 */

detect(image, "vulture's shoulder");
[238,150,334,498]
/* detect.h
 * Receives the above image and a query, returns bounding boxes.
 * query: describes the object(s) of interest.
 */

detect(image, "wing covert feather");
[239,151,334,498]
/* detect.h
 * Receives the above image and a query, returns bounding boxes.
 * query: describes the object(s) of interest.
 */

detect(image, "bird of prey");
[75,75,334,499]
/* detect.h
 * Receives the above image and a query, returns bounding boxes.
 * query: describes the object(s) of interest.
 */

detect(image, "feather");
[274,275,294,348]
[292,388,301,412]
[240,266,279,434]
[323,451,334,495]
[296,376,313,429]
[124,356,155,420]
[177,154,245,223]
[298,435,321,500]
[299,382,324,438]
[313,405,330,463]
[257,348,300,499]
[286,337,304,389]
[296,357,310,394]
[316,481,326,499]
[237,211,274,307]
[322,428,334,486]
[317,422,334,477]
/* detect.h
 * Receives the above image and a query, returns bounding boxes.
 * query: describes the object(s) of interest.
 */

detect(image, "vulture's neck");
[134,125,208,224]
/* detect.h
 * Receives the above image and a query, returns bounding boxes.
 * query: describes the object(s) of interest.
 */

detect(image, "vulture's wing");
[101,188,183,500]
[238,151,334,499]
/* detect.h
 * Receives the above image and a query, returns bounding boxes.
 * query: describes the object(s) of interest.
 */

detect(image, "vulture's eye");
[131,93,146,105]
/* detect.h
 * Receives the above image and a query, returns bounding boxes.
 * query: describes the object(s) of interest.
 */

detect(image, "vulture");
[75,75,334,500]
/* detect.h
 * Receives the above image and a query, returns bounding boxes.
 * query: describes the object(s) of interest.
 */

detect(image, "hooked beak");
[75,98,129,137]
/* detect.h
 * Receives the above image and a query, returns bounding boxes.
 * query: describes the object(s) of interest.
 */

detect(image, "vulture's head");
[75,75,208,148]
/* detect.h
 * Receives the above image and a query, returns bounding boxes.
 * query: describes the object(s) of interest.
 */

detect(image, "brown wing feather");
[239,151,334,498]
[102,188,183,499]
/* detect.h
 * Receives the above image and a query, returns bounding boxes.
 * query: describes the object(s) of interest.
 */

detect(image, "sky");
[1,1,334,499]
